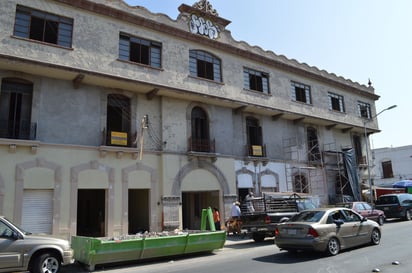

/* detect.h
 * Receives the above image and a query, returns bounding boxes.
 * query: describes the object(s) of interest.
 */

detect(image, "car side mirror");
[334,219,344,227]
[11,231,21,240]
[361,217,368,222]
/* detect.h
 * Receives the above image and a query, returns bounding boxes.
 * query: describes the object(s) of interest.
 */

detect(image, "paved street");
[60,219,412,273]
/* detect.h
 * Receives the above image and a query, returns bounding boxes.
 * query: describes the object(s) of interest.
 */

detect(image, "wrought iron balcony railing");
[0,120,36,140]
[188,137,215,153]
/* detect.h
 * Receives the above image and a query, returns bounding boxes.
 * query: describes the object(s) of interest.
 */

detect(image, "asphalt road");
[61,219,412,273]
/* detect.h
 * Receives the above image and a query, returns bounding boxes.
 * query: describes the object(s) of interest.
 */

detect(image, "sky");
[123,0,410,149]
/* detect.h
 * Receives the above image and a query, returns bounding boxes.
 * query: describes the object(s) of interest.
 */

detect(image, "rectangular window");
[13,5,73,48]
[189,50,222,82]
[291,81,311,104]
[382,161,394,178]
[0,79,34,140]
[358,101,371,118]
[119,33,161,68]
[328,92,345,112]
[243,68,269,94]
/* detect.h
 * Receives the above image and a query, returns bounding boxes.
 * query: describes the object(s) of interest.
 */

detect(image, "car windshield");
[337,203,352,209]
[2,217,31,235]
[289,210,325,222]
[376,196,398,205]
[363,203,373,210]
[297,200,317,210]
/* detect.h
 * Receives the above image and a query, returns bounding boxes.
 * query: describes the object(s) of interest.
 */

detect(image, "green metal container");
[71,208,226,271]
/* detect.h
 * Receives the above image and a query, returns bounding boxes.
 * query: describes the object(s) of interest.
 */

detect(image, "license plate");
[287,229,297,235]
[384,207,389,211]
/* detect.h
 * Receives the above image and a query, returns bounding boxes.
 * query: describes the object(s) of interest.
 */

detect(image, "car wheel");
[377,216,384,226]
[405,210,411,221]
[31,252,61,273]
[370,228,381,245]
[326,237,340,256]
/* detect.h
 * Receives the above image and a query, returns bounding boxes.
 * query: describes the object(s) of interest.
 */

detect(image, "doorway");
[77,189,106,237]
[182,191,219,230]
[128,189,150,234]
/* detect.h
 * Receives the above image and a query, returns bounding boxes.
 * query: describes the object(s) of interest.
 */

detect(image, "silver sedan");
[275,207,381,255]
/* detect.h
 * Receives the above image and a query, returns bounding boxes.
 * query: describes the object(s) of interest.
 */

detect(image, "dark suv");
[375,193,412,221]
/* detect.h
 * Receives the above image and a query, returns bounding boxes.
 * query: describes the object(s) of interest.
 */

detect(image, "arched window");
[106,94,131,146]
[294,174,309,193]
[0,78,34,139]
[190,107,210,152]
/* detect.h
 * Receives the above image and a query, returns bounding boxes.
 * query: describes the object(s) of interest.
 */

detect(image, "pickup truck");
[0,216,74,273]
[240,192,317,242]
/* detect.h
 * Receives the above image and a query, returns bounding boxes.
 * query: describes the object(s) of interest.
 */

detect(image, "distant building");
[0,0,380,239]
[372,145,412,187]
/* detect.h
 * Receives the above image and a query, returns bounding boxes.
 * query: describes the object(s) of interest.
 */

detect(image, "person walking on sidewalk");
[227,201,241,234]
[212,207,221,230]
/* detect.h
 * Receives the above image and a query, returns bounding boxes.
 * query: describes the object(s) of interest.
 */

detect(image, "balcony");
[102,129,138,148]
[188,137,215,153]
[99,129,139,159]
[0,120,37,140]
[246,144,267,157]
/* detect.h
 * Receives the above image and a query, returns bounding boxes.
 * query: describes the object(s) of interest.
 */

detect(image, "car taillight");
[275,227,280,237]
[265,215,271,224]
[307,227,319,238]
[398,205,403,211]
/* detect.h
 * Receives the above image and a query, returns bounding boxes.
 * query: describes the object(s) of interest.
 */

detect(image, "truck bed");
[239,193,315,242]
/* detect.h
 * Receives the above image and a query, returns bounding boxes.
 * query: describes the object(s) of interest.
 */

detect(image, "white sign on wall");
[189,14,220,40]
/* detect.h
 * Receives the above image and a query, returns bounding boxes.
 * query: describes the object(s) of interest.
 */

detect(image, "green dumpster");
[72,208,226,271]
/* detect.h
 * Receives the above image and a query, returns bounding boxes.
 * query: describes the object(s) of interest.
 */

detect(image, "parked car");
[275,208,381,256]
[336,201,385,225]
[375,193,412,221]
[0,216,74,273]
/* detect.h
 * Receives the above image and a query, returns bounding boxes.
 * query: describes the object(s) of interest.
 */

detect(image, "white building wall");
[372,145,412,187]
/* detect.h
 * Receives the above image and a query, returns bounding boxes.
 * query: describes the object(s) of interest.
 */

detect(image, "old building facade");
[0,0,380,239]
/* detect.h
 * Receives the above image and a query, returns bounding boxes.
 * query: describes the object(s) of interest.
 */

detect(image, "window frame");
[243,67,270,94]
[328,92,345,112]
[291,81,311,104]
[381,160,394,178]
[118,33,162,68]
[358,101,371,119]
[293,174,309,193]
[189,50,222,82]
[13,5,73,48]
[106,94,132,147]
[0,78,34,140]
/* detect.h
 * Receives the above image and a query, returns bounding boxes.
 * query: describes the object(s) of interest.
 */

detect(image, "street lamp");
[364,104,397,203]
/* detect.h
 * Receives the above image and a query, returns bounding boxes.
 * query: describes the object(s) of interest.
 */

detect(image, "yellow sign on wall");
[111,131,128,146]
[251,145,263,156]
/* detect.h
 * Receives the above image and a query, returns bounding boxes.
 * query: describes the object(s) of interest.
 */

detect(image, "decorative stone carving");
[192,0,218,16]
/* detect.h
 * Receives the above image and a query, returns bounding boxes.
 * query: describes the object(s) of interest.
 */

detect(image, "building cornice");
[51,0,379,100]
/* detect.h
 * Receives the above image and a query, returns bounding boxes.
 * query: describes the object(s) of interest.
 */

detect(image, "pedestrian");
[212,207,221,230]
[245,192,255,213]
[231,201,241,219]
[228,201,241,234]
